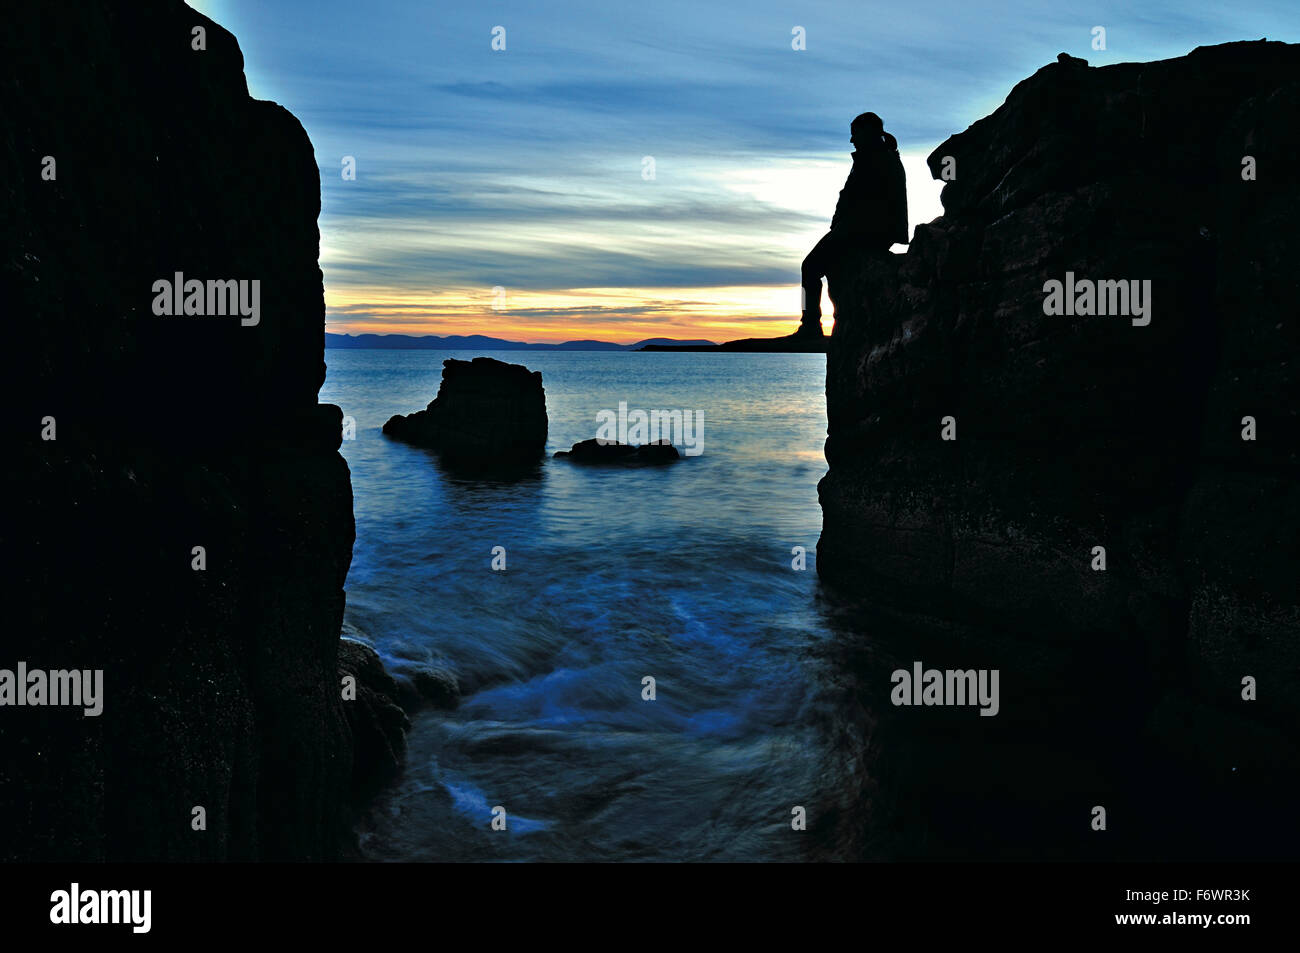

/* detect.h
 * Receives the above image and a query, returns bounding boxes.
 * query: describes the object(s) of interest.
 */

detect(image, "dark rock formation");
[409,667,461,710]
[819,42,1300,801]
[0,1,389,860]
[555,438,681,464]
[337,641,410,804]
[383,357,548,465]
[390,665,461,713]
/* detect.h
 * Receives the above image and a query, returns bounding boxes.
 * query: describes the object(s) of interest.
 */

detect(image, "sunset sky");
[190,0,1294,343]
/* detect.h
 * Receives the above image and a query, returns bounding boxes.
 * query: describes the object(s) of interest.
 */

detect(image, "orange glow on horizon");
[323,283,832,344]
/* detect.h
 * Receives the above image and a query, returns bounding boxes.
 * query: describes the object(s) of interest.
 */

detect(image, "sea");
[319,348,881,861]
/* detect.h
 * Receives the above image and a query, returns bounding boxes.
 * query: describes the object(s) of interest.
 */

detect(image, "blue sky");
[189,0,1297,341]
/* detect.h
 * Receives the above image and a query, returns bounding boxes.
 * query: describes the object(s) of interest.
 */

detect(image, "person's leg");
[800,231,836,335]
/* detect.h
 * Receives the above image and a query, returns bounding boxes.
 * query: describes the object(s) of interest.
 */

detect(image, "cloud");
[204,0,1298,339]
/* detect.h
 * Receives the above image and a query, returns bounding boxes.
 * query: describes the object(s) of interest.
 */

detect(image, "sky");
[188,0,1296,343]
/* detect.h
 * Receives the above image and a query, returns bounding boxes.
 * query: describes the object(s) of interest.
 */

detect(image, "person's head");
[850,112,884,146]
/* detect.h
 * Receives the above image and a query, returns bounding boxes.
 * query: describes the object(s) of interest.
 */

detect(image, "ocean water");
[319,349,878,861]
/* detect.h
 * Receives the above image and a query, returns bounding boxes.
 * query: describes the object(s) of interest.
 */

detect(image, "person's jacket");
[830,136,908,246]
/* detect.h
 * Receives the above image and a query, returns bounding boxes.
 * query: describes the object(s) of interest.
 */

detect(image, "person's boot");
[797,313,824,337]
[797,282,825,338]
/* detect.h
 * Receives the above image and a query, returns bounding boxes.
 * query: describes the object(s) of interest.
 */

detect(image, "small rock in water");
[555,438,680,465]
[411,666,460,710]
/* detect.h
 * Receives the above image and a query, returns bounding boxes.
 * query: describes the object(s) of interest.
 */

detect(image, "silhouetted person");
[799,112,908,337]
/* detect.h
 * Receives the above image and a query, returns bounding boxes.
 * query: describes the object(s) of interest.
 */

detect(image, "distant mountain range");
[325,332,719,351]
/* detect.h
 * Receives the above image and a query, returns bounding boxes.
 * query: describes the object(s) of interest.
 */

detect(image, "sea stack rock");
[383,357,548,465]
[818,42,1300,769]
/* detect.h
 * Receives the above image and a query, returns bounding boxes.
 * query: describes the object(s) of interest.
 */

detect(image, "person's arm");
[830,181,847,230]
[892,156,909,243]
[830,166,859,232]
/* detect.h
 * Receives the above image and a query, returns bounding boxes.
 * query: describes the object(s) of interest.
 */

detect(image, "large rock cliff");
[819,43,1299,790]
[1,1,375,860]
